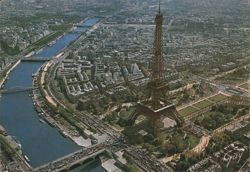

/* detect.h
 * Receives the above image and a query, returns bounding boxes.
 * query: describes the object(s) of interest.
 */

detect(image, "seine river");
[0,17,104,171]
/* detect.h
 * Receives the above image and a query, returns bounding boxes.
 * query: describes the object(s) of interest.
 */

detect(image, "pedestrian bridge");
[0,86,37,94]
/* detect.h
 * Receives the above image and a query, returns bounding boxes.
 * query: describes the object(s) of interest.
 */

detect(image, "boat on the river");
[59,130,69,138]
[39,118,46,124]
[32,73,36,77]
[48,40,56,47]
[24,155,30,162]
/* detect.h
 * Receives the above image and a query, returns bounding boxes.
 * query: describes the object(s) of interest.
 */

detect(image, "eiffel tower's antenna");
[158,0,161,14]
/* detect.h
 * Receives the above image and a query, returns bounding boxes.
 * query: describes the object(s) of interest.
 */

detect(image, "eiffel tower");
[130,1,184,135]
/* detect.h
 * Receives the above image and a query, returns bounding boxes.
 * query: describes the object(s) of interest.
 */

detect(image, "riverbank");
[31,18,102,147]
[0,60,21,88]
[32,66,91,147]
[0,132,32,171]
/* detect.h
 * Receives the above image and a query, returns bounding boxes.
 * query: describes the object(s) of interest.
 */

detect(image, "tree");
[144,134,154,143]
[176,161,190,171]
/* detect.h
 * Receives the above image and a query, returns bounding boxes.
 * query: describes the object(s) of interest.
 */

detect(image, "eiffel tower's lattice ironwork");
[129,2,184,135]
[149,1,168,109]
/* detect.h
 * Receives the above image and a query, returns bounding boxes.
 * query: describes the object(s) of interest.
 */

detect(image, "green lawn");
[239,82,250,91]
[208,94,227,103]
[193,100,214,109]
[178,106,199,117]
[187,134,200,149]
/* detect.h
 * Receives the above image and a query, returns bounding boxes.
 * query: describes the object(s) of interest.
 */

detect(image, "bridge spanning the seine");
[32,140,171,172]
[74,24,89,28]
[69,30,84,34]
[33,143,107,172]
[21,57,51,62]
[0,86,38,94]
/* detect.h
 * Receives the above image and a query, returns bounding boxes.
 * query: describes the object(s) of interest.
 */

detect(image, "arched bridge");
[0,86,37,94]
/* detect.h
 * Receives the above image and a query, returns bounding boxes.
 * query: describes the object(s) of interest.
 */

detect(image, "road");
[34,141,111,172]
[40,62,57,107]
[191,135,211,154]
[125,146,173,172]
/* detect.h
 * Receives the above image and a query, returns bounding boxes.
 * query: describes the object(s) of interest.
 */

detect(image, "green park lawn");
[178,106,199,117]
[192,99,214,109]
[239,82,250,91]
[187,134,200,149]
[208,94,227,103]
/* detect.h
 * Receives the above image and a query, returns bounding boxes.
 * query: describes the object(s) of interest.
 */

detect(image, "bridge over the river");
[21,57,51,62]
[0,86,37,94]
[74,24,88,28]
[69,30,84,34]
[33,143,107,172]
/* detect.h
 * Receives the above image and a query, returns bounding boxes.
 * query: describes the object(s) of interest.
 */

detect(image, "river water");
[0,17,104,171]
